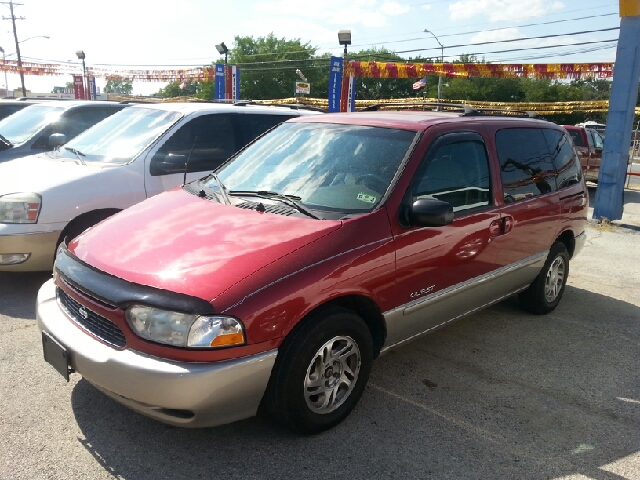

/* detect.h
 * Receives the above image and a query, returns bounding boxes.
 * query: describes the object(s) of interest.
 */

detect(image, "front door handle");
[502,215,514,234]
[489,216,514,237]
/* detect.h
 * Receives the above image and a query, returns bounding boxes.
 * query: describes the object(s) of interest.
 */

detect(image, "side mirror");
[49,133,67,148]
[409,198,454,227]
[150,153,188,176]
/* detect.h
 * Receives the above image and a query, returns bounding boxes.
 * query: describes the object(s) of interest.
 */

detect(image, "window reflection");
[214,123,417,212]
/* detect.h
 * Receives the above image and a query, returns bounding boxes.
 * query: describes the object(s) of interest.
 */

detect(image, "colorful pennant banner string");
[346,61,614,79]
[0,59,616,81]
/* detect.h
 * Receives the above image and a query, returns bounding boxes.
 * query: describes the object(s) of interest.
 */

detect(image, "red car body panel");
[69,189,343,302]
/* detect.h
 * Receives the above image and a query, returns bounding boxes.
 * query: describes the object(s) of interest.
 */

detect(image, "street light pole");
[215,42,229,100]
[0,47,7,97]
[338,30,351,65]
[76,50,87,100]
[337,30,352,112]
[424,29,444,104]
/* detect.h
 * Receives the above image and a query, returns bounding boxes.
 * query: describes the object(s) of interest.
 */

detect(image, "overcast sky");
[0,0,621,96]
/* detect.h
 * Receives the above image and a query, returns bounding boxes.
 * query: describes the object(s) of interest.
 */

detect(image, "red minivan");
[38,106,588,433]
[563,125,604,183]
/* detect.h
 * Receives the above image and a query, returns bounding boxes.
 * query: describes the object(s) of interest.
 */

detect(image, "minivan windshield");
[209,122,417,213]
[0,104,65,145]
[56,107,182,164]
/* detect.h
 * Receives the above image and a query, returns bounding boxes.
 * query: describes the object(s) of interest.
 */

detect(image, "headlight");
[125,305,245,348]
[0,193,41,224]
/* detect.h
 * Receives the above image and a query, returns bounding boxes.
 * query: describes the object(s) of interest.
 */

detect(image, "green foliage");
[155,81,199,98]
[230,34,319,100]
[104,76,133,95]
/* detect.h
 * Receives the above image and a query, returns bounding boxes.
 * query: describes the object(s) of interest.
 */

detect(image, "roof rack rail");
[359,101,541,118]
[462,107,539,118]
[118,100,154,104]
[233,100,325,113]
[359,102,470,112]
[12,97,71,101]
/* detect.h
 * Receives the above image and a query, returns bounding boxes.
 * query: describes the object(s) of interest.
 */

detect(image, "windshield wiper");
[229,190,321,219]
[64,147,86,165]
[0,133,12,147]
[209,174,231,205]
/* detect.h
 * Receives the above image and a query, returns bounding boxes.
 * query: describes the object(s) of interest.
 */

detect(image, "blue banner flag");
[214,64,225,100]
[328,56,343,113]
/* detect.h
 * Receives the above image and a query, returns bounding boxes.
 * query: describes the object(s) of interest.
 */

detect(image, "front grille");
[57,287,126,348]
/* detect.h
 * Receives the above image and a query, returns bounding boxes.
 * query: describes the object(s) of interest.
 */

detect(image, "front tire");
[264,307,373,434]
[519,242,569,315]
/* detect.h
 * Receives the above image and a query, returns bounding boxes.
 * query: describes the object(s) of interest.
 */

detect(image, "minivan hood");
[70,188,342,302]
[0,155,102,194]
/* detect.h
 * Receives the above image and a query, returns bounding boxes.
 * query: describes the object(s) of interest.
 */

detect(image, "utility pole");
[1,1,26,97]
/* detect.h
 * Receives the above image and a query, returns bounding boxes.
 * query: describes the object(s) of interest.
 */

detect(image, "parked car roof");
[125,101,322,115]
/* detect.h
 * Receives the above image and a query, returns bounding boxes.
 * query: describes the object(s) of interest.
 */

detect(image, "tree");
[229,34,318,100]
[156,81,199,98]
[104,76,133,95]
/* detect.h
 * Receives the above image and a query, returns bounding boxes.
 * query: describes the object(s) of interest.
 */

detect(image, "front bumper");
[36,279,277,428]
[0,230,60,271]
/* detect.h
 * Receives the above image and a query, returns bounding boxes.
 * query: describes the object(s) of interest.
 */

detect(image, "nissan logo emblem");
[78,307,89,319]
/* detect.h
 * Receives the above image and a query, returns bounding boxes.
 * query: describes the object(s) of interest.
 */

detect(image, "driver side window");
[412,134,491,214]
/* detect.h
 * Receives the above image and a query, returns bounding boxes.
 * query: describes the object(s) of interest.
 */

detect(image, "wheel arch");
[56,208,122,250]
[555,229,576,258]
[286,294,387,359]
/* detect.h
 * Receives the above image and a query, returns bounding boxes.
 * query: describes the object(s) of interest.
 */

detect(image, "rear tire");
[264,307,373,434]
[519,242,569,315]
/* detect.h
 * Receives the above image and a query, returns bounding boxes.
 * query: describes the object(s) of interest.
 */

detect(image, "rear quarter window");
[543,129,582,189]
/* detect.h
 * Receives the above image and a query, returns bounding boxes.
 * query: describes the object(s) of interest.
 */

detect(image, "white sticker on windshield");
[357,192,376,203]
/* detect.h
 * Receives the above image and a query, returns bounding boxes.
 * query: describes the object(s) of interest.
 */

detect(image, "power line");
[394,26,619,55]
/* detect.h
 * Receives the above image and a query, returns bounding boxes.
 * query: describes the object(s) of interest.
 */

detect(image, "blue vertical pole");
[593,14,640,220]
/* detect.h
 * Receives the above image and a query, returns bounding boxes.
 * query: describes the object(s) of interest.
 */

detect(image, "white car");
[0,102,322,271]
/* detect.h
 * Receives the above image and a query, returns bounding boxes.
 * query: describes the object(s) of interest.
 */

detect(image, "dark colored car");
[38,105,588,434]
[0,100,128,163]
[563,125,603,183]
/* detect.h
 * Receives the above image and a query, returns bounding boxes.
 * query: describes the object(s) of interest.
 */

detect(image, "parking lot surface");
[1,188,639,480]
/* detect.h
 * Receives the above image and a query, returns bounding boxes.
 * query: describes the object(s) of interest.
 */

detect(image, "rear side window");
[0,104,27,121]
[32,106,123,150]
[57,106,124,139]
[239,114,295,147]
[567,129,584,147]
[495,128,557,202]
[591,130,604,149]
[150,114,237,176]
[413,133,491,213]
[543,129,582,189]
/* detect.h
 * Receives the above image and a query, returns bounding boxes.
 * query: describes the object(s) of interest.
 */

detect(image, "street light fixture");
[295,69,307,82]
[424,28,444,104]
[76,50,88,100]
[338,29,351,63]
[19,35,50,44]
[215,42,228,65]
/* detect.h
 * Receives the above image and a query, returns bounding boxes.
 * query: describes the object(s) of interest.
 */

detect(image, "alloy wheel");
[304,336,361,414]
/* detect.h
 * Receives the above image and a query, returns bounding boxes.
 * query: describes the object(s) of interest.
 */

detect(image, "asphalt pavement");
[1,188,639,480]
